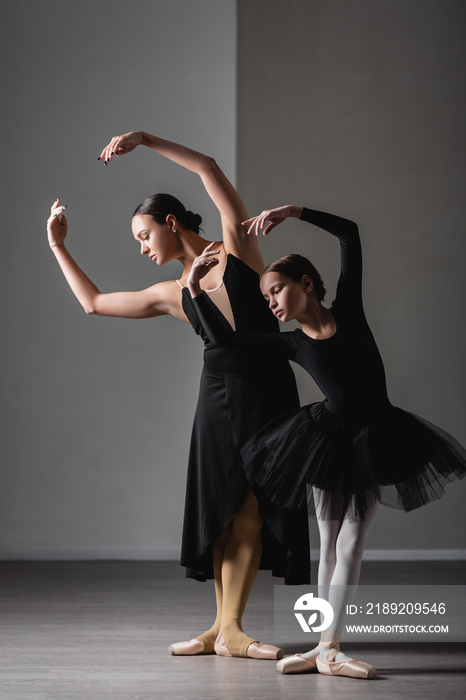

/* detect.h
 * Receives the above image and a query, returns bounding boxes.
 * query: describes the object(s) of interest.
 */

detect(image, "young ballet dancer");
[186,204,466,678]
[46,133,310,661]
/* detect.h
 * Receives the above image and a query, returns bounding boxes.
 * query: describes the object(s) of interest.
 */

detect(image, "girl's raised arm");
[98,130,262,272]
[47,200,178,320]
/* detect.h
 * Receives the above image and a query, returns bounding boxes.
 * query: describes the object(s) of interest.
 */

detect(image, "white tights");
[302,488,379,662]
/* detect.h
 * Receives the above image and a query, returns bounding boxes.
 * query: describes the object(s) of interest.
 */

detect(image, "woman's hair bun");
[132,193,203,234]
[186,210,203,233]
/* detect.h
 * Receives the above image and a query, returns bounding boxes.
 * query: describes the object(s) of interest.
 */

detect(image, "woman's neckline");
[178,246,231,292]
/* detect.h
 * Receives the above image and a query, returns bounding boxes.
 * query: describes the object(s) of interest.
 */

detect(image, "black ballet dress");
[179,253,310,583]
[190,209,466,522]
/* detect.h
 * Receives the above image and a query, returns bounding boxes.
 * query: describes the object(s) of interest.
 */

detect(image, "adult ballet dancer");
[186,204,466,678]
[46,132,310,660]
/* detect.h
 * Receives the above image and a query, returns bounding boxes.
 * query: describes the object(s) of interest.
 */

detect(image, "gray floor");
[1,561,465,700]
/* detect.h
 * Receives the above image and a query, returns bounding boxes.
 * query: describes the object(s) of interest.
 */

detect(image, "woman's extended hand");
[243,205,301,236]
[47,198,68,248]
[187,242,220,296]
[97,130,145,165]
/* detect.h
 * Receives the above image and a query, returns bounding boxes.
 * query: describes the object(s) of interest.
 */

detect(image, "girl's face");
[132,214,179,265]
[260,271,310,322]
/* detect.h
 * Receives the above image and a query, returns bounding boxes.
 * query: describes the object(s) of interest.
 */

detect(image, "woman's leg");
[172,489,280,658]
[218,489,263,655]
[169,523,232,655]
[194,522,232,651]
[216,489,283,658]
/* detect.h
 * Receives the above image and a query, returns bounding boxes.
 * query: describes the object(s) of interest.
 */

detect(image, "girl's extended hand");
[97,130,145,165]
[47,199,68,248]
[187,242,220,294]
[242,205,294,236]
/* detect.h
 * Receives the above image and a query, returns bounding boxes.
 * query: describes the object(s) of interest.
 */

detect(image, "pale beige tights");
[196,489,263,656]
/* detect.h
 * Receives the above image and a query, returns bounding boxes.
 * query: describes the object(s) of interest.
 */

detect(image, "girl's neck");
[298,298,337,340]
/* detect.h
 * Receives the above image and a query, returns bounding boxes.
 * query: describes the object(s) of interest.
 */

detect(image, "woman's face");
[132,214,179,265]
[260,271,310,322]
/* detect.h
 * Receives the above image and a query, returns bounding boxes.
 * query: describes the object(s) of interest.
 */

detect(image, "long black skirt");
[180,364,311,584]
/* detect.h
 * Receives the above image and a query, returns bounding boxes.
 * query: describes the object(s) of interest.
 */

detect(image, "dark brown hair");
[132,193,202,234]
[261,254,327,301]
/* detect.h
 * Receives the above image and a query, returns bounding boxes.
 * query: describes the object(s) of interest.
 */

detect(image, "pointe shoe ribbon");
[276,653,317,674]
[316,648,376,679]
[168,638,214,656]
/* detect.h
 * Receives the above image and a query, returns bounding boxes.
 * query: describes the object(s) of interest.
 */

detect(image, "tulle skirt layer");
[241,402,466,521]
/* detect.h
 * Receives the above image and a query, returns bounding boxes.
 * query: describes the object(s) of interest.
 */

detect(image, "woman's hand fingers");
[49,198,67,220]
[47,200,68,247]
[98,131,142,164]
[99,136,118,164]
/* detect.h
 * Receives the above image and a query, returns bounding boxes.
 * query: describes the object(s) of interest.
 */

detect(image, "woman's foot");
[168,631,216,655]
[276,653,318,674]
[214,632,283,659]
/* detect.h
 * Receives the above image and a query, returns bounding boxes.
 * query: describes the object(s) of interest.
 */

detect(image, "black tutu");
[241,402,466,521]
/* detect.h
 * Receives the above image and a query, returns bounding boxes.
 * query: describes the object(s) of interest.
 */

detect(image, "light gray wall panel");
[0,0,236,558]
[237,0,466,550]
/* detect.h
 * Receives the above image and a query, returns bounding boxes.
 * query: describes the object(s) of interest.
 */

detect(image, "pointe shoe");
[247,642,284,660]
[168,638,214,656]
[316,647,376,679]
[214,638,283,660]
[276,653,318,674]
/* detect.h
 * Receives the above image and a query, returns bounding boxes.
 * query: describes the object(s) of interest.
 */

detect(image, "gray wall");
[0,0,236,558]
[1,0,464,559]
[237,0,466,551]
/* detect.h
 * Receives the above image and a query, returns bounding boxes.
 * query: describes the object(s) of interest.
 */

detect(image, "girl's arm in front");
[98,130,263,271]
[47,200,179,319]
[186,244,295,358]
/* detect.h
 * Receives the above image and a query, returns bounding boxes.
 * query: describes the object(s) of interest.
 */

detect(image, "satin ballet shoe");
[168,638,215,656]
[214,639,283,660]
[316,647,376,679]
[276,653,318,674]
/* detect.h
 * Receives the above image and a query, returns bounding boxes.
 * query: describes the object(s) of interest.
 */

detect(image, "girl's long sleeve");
[192,292,296,359]
[300,208,362,305]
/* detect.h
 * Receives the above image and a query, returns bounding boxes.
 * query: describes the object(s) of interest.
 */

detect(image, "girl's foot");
[315,642,376,679]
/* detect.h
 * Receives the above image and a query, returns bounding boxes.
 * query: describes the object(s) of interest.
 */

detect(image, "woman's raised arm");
[98,131,263,271]
[47,200,176,319]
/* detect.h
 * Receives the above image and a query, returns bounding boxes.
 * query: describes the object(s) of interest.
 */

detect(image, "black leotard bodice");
[182,253,293,376]
[191,209,391,419]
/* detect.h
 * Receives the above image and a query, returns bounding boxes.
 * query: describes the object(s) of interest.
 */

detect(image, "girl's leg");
[280,490,379,674]
[318,493,379,663]
[301,488,343,660]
